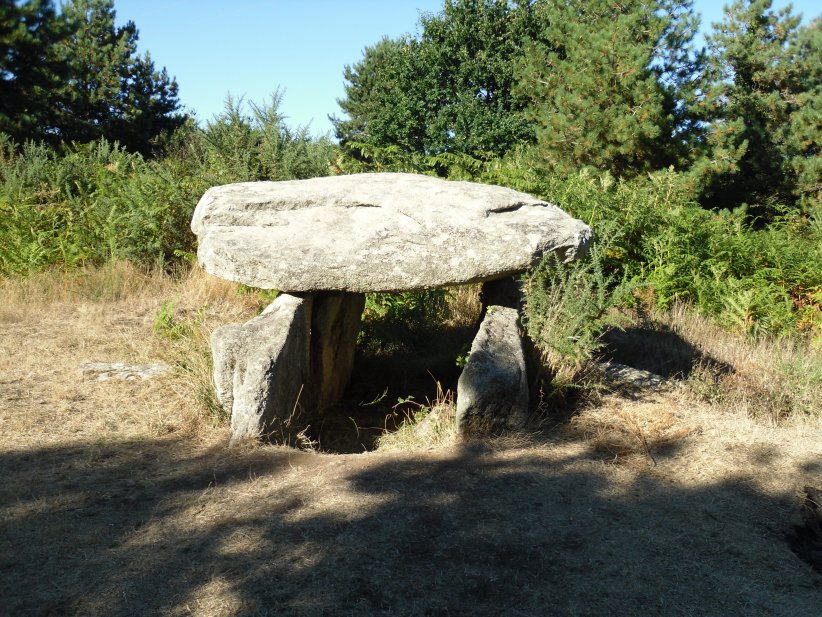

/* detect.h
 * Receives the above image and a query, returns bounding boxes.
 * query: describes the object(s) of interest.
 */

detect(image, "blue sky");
[114,0,820,137]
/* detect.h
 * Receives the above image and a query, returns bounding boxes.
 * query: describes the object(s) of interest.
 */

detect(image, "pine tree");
[786,18,821,211]
[694,0,808,215]
[0,0,69,142]
[515,0,703,177]
[57,0,185,154]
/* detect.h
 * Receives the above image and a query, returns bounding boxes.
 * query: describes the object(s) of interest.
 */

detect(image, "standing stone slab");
[456,306,529,436]
[308,292,366,412]
[191,173,592,293]
[212,294,310,444]
[212,292,366,444]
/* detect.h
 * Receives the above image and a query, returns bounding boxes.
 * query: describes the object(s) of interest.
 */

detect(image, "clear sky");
[113,0,820,137]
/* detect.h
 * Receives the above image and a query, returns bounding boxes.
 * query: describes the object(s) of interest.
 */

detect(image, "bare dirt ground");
[1,270,821,616]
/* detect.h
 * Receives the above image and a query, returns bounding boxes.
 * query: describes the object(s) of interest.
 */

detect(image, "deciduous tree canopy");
[332,0,539,167]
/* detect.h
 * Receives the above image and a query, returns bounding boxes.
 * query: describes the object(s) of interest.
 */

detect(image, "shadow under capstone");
[311,317,478,454]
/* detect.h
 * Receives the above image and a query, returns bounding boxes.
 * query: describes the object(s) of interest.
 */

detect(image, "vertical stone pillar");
[306,292,366,413]
[456,305,529,436]
[212,294,311,444]
[211,292,365,445]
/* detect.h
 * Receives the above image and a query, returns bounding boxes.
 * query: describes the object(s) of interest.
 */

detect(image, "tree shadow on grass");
[2,430,820,616]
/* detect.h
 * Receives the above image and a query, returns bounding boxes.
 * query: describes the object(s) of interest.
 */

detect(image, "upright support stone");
[456,306,529,436]
[211,292,366,445]
[307,292,366,412]
[212,294,310,444]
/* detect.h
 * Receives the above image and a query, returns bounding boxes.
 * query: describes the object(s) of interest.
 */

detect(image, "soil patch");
[2,278,821,616]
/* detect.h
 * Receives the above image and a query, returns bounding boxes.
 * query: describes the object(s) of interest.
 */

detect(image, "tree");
[693,0,809,215]
[57,0,185,154]
[0,0,69,142]
[333,36,430,159]
[785,18,821,211]
[515,0,704,178]
[1,0,184,153]
[332,0,539,169]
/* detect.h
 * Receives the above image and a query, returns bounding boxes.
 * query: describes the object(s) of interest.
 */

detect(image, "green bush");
[483,153,822,338]
[0,94,337,276]
[523,230,634,373]
[358,289,450,352]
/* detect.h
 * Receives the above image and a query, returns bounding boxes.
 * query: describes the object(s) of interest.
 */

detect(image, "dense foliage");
[332,0,539,167]
[0,96,335,274]
[516,0,703,177]
[692,1,819,215]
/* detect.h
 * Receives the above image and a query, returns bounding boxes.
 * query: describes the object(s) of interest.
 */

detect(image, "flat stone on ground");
[79,362,170,381]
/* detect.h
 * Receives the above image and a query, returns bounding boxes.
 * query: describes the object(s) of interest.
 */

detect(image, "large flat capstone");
[191,173,592,293]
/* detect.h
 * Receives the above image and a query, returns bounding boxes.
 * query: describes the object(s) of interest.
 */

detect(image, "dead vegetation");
[1,264,821,616]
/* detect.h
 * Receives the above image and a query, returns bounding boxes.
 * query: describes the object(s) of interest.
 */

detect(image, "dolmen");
[191,172,591,444]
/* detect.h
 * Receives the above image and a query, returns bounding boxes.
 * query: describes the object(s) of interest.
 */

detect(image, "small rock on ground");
[79,362,171,381]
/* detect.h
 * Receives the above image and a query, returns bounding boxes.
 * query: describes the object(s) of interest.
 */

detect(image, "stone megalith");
[212,295,310,444]
[192,173,593,443]
[191,172,592,293]
[456,306,529,435]
[212,292,365,444]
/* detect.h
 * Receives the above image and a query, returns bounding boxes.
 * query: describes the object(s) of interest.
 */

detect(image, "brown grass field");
[1,264,820,616]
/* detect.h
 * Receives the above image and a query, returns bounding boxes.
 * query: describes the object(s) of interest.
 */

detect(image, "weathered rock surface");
[307,292,366,412]
[456,306,529,435]
[191,172,592,293]
[212,292,365,444]
[212,295,310,444]
[600,361,668,391]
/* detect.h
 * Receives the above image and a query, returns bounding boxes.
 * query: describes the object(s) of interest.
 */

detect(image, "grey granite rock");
[456,306,529,435]
[211,294,310,444]
[191,173,592,293]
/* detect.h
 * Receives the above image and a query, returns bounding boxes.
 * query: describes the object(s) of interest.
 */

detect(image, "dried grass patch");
[0,262,266,447]
[656,304,822,423]
[570,393,701,465]
[2,268,822,616]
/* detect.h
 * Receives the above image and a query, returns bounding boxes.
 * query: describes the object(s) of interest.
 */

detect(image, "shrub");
[0,93,337,276]
[522,230,634,386]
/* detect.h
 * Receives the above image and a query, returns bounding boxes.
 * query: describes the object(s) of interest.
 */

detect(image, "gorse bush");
[483,154,822,339]
[0,95,335,276]
[523,230,634,376]
[187,92,336,184]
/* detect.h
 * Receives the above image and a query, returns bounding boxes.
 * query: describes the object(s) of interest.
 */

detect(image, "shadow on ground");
[2,429,820,616]
[601,323,733,379]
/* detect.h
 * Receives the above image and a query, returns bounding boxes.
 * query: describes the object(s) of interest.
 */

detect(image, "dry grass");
[0,261,263,447]
[2,268,821,616]
[376,384,458,452]
[654,304,822,424]
[443,283,482,328]
[569,393,702,465]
